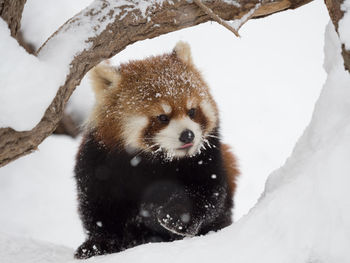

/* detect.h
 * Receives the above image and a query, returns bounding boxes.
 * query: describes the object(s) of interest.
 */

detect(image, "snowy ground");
[2,0,345,262]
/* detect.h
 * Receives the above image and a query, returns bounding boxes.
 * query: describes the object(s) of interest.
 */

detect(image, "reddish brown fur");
[91,50,217,150]
[221,144,239,193]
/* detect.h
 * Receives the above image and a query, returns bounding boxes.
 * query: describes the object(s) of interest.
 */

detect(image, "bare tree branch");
[0,0,27,37]
[193,0,240,37]
[342,45,350,73]
[0,0,314,167]
[53,114,80,138]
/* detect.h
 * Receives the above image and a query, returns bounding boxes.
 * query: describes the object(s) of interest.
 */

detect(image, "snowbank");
[0,136,84,248]
[0,19,60,130]
[0,233,73,263]
[21,0,93,51]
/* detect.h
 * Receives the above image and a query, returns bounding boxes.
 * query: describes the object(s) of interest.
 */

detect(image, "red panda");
[74,42,239,259]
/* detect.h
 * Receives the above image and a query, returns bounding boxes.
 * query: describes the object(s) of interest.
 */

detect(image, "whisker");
[206,134,220,139]
[153,147,162,153]
[135,143,160,156]
[202,138,212,149]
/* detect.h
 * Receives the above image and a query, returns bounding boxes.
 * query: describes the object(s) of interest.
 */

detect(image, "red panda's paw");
[156,204,202,237]
[74,238,121,259]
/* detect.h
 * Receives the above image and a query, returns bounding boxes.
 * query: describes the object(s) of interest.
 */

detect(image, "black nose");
[179,129,195,144]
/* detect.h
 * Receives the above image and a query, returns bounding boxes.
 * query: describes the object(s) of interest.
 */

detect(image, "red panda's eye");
[188,108,196,119]
[157,114,169,124]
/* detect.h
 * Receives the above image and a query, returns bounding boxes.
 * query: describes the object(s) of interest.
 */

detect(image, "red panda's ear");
[90,64,121,100]
[173,41,193,65]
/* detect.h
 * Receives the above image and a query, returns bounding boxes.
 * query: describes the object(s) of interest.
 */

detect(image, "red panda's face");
[91,42,219,160]
[121,96,218,160]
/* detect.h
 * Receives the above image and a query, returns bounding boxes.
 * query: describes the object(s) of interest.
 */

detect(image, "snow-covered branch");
[0,0,314,167]
[325,0,350,72]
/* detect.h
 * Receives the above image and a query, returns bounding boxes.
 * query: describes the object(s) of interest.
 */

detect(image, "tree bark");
[325,0,350,72]
[0,0,26,37]
[0,0,314,167]
[53,114,80,138]
[0,0,35,54]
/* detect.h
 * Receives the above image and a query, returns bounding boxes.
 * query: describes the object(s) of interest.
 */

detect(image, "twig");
[231,2,261,32]
[193,0,240,37]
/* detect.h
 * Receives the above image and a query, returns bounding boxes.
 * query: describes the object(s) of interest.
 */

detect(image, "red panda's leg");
[156,175,233,237]
[155,144,239,237]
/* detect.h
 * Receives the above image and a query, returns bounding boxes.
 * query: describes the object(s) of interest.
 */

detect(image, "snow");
[0,233,73,263]
[0,136,84,248]
[221,0,241,8]
[3,0,348,262]
[0,19,61,130]
[37,0,127,63]
[21,0,93,51]
[130,156,142,166]
[19,0,96,127]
